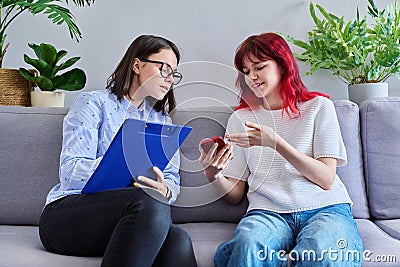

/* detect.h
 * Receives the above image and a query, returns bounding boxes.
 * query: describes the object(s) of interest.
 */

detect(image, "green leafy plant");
[19,42,86,91]
[0,0,95,67]
[283,0,400,84]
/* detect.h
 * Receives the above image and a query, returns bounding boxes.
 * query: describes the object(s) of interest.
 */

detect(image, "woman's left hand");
[226,121,277,148]
[134,166,169,198]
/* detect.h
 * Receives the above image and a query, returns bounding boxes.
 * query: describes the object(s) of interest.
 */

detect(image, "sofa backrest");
[0,99,370,226]
[360,97,400,220]
[334,100,369,219]
[0,106,67,225]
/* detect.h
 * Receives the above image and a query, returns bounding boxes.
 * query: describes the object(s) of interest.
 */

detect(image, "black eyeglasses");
[139,59,183,85]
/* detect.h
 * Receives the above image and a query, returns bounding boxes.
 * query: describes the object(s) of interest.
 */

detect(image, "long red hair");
[234,32,328,117]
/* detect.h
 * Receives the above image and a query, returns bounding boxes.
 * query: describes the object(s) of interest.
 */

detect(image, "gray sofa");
[1,97,400,267]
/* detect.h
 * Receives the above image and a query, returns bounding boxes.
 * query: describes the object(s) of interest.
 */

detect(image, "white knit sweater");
[223,96,352,213]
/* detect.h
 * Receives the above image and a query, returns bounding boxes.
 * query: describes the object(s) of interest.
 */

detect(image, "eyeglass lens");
[160,64,182,85]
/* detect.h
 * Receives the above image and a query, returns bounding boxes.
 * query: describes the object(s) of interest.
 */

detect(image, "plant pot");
[348,83,388,106]
[30,91,65,107]
[0,68,33,106]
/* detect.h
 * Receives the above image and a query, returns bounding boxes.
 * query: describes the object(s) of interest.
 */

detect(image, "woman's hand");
[134,166,170,199]
[226,121,277,148]
[199,142,233,182]
[199,142,246,205]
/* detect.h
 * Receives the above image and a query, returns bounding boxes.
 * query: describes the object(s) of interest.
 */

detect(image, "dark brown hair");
[107,35,180,114]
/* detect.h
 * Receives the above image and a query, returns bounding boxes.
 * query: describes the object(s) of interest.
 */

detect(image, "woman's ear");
[132,58,141,75]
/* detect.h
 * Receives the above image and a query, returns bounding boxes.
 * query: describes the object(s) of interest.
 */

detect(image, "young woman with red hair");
[200,32,363,266]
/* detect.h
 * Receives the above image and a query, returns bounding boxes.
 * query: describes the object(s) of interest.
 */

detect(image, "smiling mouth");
[160,85,170,92]
[252,82,265,88]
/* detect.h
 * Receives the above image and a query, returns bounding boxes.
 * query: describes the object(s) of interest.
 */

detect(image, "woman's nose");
[164,75,173,84]
[248,71,257,80]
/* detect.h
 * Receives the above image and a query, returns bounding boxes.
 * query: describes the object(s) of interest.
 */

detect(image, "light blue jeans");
[214,203,363,267]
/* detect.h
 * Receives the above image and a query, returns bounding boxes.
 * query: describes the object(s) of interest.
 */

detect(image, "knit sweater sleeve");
[313,97,347,167]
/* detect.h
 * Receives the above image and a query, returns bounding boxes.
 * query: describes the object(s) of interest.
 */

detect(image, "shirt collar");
[108,90,159,117]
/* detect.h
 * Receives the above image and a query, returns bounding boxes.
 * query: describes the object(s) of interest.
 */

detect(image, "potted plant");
[0,0,94,106]
[283,0,400,105]
[19,42,86,107]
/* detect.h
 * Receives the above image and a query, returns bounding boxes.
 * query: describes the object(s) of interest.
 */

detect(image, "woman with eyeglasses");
[39,34,197,267]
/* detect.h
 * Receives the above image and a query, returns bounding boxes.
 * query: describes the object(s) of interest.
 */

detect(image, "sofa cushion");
[334,100,369,219]
[374,219,400,240]
[360,97,400,219]
[0,225,102,267]
[356,219,400,266]
[170,106,248,223]
[1,219,399,267]
[180,222,237,267]
[0,223,236,267]
[0,106,67,225]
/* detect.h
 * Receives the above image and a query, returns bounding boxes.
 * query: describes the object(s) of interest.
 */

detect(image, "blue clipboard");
[81,118,192,194]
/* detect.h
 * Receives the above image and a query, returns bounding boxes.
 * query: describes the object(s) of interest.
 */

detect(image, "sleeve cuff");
[165,180,180,204]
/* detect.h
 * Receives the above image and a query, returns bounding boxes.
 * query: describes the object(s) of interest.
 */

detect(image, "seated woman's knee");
[125,189,171,225]
[170,225,193,251]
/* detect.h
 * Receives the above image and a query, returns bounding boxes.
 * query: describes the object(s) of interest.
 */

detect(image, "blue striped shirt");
[45,89,180,205]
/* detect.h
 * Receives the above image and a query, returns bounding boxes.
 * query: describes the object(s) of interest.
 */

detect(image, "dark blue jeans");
[39,188,197,267]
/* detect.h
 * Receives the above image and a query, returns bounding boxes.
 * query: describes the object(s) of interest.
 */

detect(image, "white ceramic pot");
[30,91,65,107]
[348,83,388,106]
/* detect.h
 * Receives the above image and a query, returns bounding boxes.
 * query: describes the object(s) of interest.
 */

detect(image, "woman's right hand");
[199,142,233,182]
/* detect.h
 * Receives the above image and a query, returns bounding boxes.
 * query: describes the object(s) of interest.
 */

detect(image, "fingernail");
[133,182,139,187]
[137,176,142,181]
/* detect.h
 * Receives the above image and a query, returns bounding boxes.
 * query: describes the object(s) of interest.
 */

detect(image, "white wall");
[4,0,399,108]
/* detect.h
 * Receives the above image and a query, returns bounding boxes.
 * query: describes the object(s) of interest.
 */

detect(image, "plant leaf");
[68,0,95,6]
[54,56,81,74]
[39,43,57,66]
[316,4,336,25]
[310,3,323,29]
[52,68,86,91]
[368,0,379,17]
[19,68,35,80]
[15,0,82,42]
[19,68,53,91]
[28,43,43,59]
[54,50,68,66]
[23,54,53,77]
